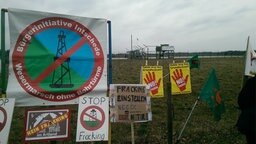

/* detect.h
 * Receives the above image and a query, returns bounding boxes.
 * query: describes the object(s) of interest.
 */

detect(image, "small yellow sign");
[169,62,192,95]
[141,66,164,97]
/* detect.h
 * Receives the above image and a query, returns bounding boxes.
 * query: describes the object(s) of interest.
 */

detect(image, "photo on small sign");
[24,108,70,141]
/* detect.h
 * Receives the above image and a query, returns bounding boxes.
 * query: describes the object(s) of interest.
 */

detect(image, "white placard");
[76,96,109,142]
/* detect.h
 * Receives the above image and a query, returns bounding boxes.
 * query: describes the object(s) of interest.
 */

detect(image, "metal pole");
[1,9,8,96]
[131,34,133,59]
[147,47,149,60]
[176,97,200,144]
[107,20,112,144]
[107,20,113,85]
[131,34,133,52]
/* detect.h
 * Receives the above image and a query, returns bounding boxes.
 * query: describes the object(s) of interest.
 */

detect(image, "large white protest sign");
[7,8,107,106]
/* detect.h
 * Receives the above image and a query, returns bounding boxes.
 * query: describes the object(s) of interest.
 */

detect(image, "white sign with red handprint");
[141,66,164,97]
[169,62,192,95]
[0,98,15,144]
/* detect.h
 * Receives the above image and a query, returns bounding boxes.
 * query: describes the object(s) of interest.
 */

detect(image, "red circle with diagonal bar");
[80,105,105,131]
[0,107,7,132]
[12,17,105,101]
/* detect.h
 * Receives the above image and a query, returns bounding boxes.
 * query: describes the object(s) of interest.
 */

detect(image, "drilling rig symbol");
[50,31,74,88]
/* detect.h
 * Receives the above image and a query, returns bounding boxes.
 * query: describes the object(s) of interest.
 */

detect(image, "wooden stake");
[131,122,135,144]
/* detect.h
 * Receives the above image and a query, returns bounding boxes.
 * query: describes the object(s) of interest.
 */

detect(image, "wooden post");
[167,82,173,144]
[131,122,135,144]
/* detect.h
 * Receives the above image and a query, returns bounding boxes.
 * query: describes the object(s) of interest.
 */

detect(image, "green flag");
[200,69,225,121]
[187,55,200,69]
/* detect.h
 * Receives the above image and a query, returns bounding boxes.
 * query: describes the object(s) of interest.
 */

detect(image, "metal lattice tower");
[50,31,73,88]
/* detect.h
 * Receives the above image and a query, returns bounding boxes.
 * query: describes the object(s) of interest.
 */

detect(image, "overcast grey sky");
[1,0,256,53]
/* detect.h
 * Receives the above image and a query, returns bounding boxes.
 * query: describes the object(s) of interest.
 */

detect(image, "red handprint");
[171,69,188,91]
[144,72,161,95]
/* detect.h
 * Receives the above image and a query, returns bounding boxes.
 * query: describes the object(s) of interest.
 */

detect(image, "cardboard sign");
[169,62,192,95]
[141,66,164,97]
[0,98,15,144]
[24,108,70,141]
[76,96,109,142]
[109,84,152,123]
